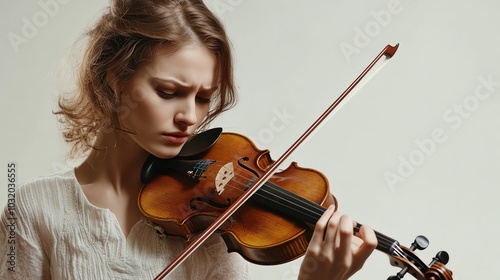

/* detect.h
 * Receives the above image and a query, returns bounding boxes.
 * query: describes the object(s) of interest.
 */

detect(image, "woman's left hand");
[297,205,377,280]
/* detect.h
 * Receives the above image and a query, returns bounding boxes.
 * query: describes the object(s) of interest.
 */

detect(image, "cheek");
[120,95,168,131]
[138,101,171,126]
[197,105,210,121]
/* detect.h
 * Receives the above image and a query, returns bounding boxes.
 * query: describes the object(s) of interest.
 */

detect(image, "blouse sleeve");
[0,184,51,279]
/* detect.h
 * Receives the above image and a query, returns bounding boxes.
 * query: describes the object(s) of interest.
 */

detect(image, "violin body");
[139,132,336,264]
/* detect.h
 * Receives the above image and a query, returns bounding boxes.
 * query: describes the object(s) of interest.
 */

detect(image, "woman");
[0,0,377,279]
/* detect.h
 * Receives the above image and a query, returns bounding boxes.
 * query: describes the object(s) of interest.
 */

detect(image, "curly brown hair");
[55,0,236,158]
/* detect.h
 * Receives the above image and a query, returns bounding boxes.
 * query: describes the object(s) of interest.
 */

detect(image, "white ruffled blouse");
[0,170,249,279]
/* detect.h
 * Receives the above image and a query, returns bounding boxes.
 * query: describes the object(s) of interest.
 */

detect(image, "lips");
[161,132,190,145]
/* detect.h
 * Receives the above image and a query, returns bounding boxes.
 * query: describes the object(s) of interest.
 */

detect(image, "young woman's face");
[118,44,218,159]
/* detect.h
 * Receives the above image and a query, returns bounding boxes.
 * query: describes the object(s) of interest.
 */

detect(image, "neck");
[75,131,150,194]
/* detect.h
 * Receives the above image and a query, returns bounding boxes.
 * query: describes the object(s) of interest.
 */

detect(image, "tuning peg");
[410,235,429,251]
[387,235,429,280]
[430,251,449,265]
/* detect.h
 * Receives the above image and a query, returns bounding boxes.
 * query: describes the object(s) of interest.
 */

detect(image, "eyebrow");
[153,77,218,92]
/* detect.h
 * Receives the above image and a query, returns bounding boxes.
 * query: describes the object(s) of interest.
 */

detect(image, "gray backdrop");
[1,0,498,279]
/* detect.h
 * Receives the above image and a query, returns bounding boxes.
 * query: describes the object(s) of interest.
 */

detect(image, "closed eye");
[157,89,176,99]
[196,89,216,104]
[196,96,212,104]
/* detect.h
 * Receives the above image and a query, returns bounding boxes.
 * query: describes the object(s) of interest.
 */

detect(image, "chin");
[148,146,183,159]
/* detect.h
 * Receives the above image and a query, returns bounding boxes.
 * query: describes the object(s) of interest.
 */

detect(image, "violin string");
[216,169,403,257]
[202,165,402,253]
[200,164,332,226]
[353,224,406,259]
[228,174,398,251]
[252,181,407,258]
[225,170,328,222]
[200,164,407,258]
[206,163,327,216]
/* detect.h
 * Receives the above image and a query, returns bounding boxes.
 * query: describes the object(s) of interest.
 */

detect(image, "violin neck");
[354,223,400,256]
[253,181,399,256]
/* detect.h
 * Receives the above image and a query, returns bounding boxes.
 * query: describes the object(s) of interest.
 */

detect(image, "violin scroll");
[424,251,453,280]
[387,235,453,280]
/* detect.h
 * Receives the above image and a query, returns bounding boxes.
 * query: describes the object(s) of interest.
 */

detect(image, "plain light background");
[1,0,499,279]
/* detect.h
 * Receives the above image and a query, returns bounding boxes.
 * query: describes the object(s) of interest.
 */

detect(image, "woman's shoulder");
[19,169,76,195]
[15,169,77,214]
[21,168,76,184]
[1,169,78,238]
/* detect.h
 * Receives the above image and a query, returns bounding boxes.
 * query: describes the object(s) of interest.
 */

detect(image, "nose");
[174,97,198,127]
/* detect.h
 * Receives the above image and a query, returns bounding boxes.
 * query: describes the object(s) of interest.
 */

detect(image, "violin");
[138,44,454,279]
[139,129,453,280]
